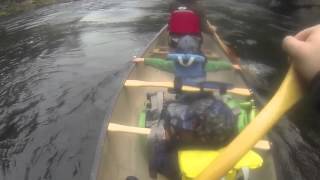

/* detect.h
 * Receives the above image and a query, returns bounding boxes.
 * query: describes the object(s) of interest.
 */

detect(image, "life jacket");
[167,53,206,83]
[168,6,201,35]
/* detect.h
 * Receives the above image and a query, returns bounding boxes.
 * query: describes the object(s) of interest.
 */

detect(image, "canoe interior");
[95,28,277,180]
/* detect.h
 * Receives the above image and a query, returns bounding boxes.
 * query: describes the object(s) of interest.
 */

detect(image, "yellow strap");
[178,149,263,178]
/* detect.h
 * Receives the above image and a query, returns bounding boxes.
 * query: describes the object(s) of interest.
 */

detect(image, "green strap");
[138,111,146,128]
[238,109,249,132]
[223,95,255,132]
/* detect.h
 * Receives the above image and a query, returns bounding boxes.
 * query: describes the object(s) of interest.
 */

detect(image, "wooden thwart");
[152,48,221,59]
[125,80,251,96]
[108,123,271,150]
[108,123,151,135]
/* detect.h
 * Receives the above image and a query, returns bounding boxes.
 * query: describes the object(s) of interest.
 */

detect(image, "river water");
[0,0,319,180]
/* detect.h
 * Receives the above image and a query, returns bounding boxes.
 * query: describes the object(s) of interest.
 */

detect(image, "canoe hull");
[93,26,278,180]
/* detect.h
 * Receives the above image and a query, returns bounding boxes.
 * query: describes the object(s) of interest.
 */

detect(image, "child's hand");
[133,57,145,63]
[232,64,241,70]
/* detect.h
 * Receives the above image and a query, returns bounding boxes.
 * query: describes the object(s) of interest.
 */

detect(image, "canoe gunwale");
[89,25,168,180]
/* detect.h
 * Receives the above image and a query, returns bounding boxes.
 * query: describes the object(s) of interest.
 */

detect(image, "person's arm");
[205,60,234,72]
[134,57,175,73]
[282,24,320,108]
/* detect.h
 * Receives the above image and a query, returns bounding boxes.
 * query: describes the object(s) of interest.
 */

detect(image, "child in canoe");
[133,36,240,84]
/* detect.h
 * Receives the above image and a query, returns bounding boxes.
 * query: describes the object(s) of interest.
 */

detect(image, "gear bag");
[168,6,201,35]
[162,93,237,148]
[147,93,237,179]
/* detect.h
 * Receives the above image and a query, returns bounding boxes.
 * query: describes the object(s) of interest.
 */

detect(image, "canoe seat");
[178,149,263,180]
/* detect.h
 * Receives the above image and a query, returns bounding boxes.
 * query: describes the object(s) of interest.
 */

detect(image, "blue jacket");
[167,53,206,83]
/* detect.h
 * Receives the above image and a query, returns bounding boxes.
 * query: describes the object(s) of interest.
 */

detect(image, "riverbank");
[0,0,66,17]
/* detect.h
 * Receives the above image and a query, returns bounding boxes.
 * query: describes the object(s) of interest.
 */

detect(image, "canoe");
[91,25,278,180]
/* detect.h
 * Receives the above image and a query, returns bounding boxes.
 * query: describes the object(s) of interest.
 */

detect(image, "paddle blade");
[196,66,303,180]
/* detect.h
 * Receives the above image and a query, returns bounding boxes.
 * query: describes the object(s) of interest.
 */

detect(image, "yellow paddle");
[195,22,304,180]
[196,66,302,180]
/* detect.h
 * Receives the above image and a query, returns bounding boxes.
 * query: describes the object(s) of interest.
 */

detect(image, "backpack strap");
[167,53,205,63]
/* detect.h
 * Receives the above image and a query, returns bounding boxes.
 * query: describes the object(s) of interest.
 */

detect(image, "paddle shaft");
[196,66,302,180]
